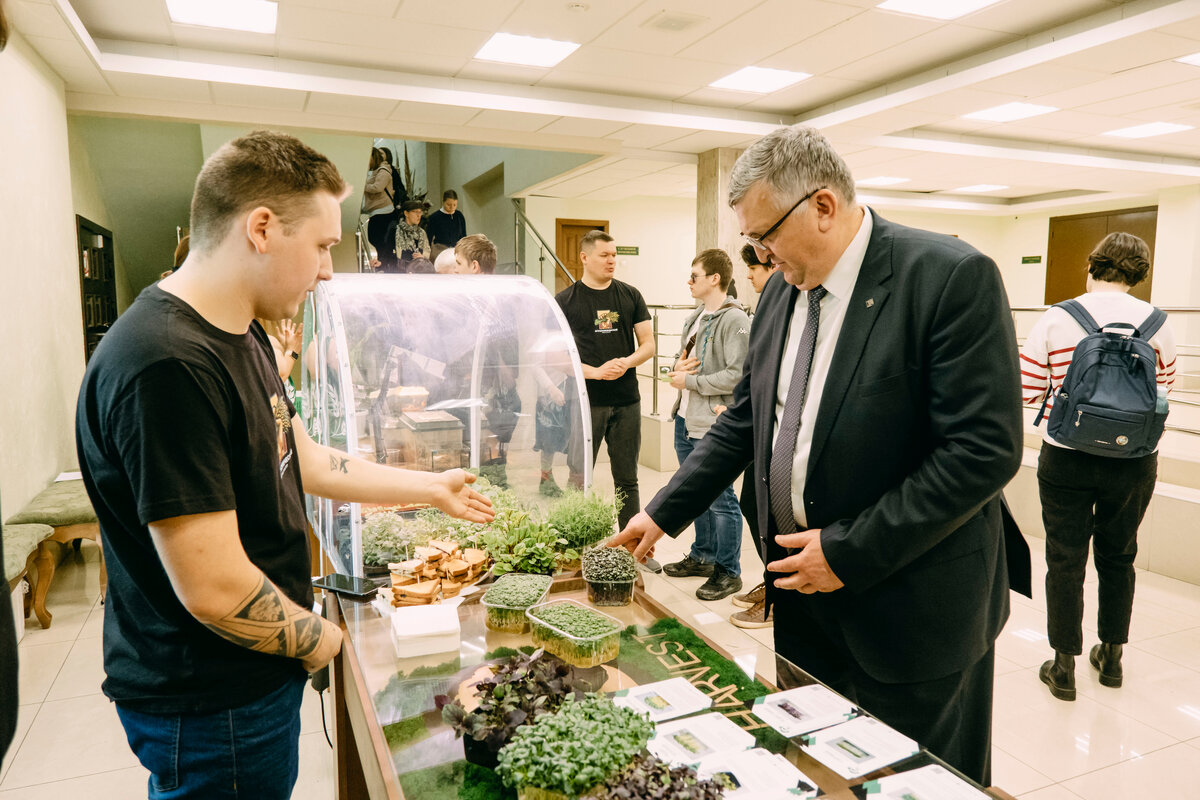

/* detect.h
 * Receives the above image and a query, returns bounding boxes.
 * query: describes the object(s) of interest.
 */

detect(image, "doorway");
[77,216,117,363]
[1045,206,1157,304]
[554,219,608,293]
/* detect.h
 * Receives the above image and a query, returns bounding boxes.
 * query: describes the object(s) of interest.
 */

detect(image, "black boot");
[696,566,742,601]
[1039,651,1076,701]
[1089,643,1124,688]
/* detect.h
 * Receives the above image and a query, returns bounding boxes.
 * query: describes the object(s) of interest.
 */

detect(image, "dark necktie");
[768,285,827,537]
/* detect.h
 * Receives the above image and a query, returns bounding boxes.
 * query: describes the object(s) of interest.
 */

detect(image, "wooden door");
[554,219,608,294]
[1045,206,1157,304]
[77,216,118,363]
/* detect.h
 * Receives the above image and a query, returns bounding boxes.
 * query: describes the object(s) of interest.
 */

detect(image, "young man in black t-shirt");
[555,230,654,529]
[76,131,493,800]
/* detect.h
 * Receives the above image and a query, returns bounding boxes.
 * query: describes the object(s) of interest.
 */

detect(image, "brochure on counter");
[612,677,713,722]
[798,716,919,779]
[751,683,858,738]
[696,747,821,800]
[855,764,992,800]
[648,712,755,766]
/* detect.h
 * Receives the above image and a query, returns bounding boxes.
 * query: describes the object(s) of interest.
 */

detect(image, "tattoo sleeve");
[200,575,324,660]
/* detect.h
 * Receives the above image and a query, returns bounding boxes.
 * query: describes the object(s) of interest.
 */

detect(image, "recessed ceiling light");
[952,184,1008,193]
[1103,122,1194,139]
[474,33,580,68]
[963,102,1058,122]
[857,176,911,187]
[166,0,277,34]
[1176,52,1200,67]
[876,0,1003,20]
[709,66,811,93]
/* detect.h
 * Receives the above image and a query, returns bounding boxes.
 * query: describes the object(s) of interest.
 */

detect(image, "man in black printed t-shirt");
[75,131,493,800]
[555,230,655,529]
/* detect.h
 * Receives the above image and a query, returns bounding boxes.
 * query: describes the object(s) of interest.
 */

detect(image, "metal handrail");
[644,304,703,414]
[512,200,574,287]
[354,219,376,273]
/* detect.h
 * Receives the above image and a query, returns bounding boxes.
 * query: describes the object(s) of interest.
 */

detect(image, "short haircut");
[580,229,613,253]
[693,248,733,292]
[728,126,856,209]
[433,248,457,273]
[442,189,458,201]
[401,200,423,213]
[189,130,346,255]
[1088,232,1151,287]
[740,243,768,267]
[456,233,497,274]
[408,257,435,274]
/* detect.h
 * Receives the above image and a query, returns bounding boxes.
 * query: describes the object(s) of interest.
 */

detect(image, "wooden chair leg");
[31,542,55,629]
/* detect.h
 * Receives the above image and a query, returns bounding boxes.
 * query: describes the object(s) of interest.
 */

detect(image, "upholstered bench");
[3,523,54,622]
[6,479,105,628]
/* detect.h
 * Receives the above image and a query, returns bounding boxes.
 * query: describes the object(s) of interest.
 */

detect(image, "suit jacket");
[646,212,1025,684]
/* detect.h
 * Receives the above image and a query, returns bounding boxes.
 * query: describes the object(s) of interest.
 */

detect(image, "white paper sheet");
[861,764,992,800]
[752,684,858,737]
[648,712,755,766]
[696,747,821,800]
[612,677,713,722]
[798,716,919,779]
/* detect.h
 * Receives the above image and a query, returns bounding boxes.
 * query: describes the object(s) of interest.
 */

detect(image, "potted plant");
[361,511,418,575]
[548,491,621,562]
[526,599,622,668]
[435,648,596,770]
[495,694,654,800]
[581,547,637,607]
[581,753,728,800]
[481,573,554,633]
[481,509,579,577]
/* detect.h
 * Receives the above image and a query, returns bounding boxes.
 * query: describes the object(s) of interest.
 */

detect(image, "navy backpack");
[1035,299,1168,458]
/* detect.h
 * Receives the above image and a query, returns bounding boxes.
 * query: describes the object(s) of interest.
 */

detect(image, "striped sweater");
[1019,291,1177,446]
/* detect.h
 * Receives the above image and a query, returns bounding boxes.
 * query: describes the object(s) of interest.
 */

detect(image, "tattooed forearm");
[329,455,349,473]
[200,576,326,660]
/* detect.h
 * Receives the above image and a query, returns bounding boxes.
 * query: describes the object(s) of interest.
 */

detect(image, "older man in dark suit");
[612,126,1023,786]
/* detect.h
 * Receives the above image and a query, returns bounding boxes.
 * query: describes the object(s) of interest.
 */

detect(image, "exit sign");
[615,246,639,256]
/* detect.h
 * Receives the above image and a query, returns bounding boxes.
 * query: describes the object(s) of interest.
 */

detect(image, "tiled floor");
[5,463,1200,799]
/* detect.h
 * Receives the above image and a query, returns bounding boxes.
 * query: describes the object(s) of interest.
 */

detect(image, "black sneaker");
[696,567,743,601]
[663,554,714,578]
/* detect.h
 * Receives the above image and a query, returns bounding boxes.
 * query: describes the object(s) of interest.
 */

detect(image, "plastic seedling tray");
[526,599,622,668]
[582,573,635,607]
[480,573,553,633]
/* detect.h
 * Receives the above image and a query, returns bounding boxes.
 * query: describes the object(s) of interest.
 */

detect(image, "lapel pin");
[865,298,875,309]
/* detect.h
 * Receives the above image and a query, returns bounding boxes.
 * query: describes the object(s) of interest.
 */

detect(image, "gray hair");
[728,126,856,209]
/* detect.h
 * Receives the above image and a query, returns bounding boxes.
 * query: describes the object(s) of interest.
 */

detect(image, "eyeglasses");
[742,185,825,250]
[687,272,712,283]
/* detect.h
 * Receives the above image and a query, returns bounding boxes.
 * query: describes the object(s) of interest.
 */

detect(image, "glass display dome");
[301,274,592,577]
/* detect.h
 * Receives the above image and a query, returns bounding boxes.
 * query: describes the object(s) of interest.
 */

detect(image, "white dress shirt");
[773,207,873,529]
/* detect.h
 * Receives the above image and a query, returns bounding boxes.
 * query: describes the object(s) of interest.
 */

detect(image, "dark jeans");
[571,400,641,529]
[1038,443,1157,655]
[774,596,994,787]
[673,415,742,575]
[116,674,307,799]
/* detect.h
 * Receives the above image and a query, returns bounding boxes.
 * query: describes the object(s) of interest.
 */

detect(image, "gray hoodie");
[670,299,751,439]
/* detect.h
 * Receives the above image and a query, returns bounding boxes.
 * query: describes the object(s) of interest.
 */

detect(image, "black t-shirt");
[426,209,467,248]
[555,279,650,407]
[76,285,311,714]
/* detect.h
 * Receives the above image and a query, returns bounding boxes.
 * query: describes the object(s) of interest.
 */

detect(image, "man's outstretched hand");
[428,469,495,524]
[608,510,665,562]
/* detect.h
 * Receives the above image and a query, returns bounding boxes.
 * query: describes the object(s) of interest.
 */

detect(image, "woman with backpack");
[1020,232,1176,702]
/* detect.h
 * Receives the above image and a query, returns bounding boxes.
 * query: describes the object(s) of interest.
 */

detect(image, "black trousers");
[1037,443,1157,655]
[569,401,641,529]
[774,595,995,787]
[738,462,764,567]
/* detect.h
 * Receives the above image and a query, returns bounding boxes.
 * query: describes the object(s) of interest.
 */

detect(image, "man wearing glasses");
[613,126,1023,787]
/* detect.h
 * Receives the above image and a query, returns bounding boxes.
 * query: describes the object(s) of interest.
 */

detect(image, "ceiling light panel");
[474,33,580,68]
[876,0,1003,21]
[1178,52,1200,67]
[1103,122,1194,139]
[709,66,811,93]
[857,176,911,186]
[963,102,1058,122]
[952,184,1008,193]
[166,0,278,34]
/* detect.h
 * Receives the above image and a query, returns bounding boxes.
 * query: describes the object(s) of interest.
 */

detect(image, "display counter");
[326,570,1018,800]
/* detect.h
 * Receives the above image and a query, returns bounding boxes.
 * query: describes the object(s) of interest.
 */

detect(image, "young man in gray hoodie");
[663,249,751,600]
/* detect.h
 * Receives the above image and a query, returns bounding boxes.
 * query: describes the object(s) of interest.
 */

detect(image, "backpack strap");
[1055,299,1100,335]
[1138,307,1167,340]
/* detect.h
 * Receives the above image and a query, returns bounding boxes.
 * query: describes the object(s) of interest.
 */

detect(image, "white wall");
[67,118,132,309]
[0,32,88,515]
[524,195,698,306]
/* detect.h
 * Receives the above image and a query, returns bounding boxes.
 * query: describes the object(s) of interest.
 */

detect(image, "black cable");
[319,688,333,749]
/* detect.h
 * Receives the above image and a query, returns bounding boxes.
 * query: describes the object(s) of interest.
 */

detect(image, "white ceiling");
[11,0,1200,210]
